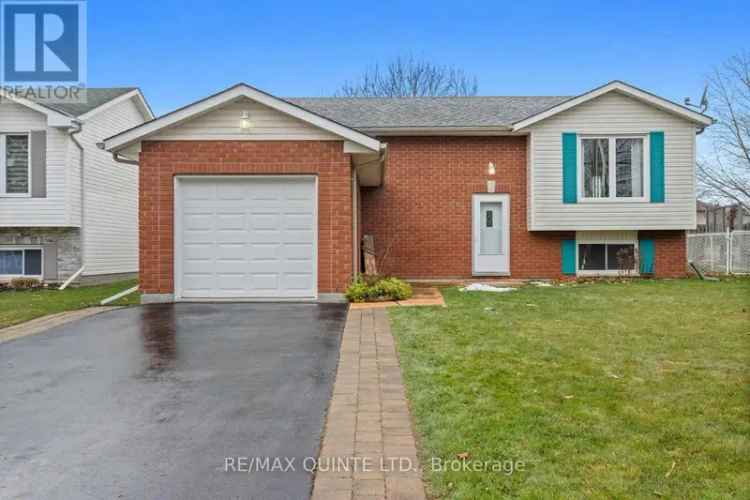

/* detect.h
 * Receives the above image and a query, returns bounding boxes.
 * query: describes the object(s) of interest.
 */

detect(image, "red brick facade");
[639,230,688,278]
[138,137,687,298]
[138,140,353,295]
[360,136,574,279]
[359,136,687,280]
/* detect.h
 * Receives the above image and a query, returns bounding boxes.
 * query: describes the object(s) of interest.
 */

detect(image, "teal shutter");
[639,239,655,274]
[562,133,577,203]
[650,132,665,202]
[561,239,576,275]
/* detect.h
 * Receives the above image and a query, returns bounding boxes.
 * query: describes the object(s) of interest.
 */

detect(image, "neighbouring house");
[102,80,713,303]
[695,200,750,233]
[0,88,153,284]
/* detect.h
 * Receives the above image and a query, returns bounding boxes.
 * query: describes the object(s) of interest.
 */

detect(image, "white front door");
[175,176,317,300]
[472,194,510,275]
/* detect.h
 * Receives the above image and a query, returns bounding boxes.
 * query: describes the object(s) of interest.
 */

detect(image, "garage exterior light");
[240,111,253,131]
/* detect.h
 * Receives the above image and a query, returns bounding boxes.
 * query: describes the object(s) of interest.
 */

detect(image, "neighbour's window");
[578,243,636,272]
[0,248,42,276]
[581,136,646,200]
[1,134,30,195]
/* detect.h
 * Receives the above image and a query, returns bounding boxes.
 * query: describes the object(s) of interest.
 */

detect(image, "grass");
[0,279,140,329]
[389,278,750,499]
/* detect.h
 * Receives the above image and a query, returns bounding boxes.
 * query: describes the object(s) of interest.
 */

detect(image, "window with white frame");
[0,134,30,195]
[0,248,42,277]
[578,243,637,273]
[580,136,647,200]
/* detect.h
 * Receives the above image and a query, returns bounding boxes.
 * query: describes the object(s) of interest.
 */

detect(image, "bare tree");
[337,56,478,97]
[697,51,750,211]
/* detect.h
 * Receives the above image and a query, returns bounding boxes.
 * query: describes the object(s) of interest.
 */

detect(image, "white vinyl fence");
[687,230,750,274]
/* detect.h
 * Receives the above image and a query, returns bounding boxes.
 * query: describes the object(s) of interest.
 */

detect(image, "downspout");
[61,120,85,288]
[110,151,139,165]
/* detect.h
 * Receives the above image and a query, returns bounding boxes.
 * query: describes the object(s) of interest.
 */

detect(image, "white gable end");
[527,91,698,231]
[152,96,339,141]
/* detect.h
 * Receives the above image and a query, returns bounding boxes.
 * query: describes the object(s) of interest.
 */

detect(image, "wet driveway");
[0,303,347,500]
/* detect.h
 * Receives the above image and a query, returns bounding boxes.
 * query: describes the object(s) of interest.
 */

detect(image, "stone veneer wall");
[0,227,82,281]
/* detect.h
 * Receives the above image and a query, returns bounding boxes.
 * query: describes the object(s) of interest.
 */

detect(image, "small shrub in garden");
[345,275,413,302]
[373,277,412,300]
[10,277,41,290]
[345,279,372,303]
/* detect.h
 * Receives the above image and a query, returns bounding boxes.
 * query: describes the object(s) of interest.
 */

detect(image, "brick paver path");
[312,308,426,500]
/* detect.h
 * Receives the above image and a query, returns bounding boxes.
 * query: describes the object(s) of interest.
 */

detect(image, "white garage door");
[176,176,317,300]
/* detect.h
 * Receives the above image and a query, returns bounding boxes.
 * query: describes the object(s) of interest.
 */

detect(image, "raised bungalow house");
[101,81,712,303]
[0,88,153,283]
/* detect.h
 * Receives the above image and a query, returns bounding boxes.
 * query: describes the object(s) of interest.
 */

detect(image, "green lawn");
[389,278,750,499]
[0,279,140,329]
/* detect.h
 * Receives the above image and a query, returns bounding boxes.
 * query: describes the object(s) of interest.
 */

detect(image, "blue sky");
[88,0,748,116]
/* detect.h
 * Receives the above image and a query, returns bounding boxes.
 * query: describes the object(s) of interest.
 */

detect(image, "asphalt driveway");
[0,303,347,500]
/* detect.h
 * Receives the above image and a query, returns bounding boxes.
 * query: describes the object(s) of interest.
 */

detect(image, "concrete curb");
[0,306,122,344]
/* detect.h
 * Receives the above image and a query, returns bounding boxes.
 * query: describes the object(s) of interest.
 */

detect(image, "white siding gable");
[79,96,148,276]
[152,97,339,141]
[0,102,72,226]
[528,91,697,231]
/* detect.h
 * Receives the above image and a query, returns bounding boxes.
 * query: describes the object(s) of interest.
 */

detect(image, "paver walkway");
[0,306,120,344]
[312,308,426,500]
[348,287,445,310]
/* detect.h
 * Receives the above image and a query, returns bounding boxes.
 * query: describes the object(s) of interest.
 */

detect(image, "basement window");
[578,243,636,273]
[0,248,42,277]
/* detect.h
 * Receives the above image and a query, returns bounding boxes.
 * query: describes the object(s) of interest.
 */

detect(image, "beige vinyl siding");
[79,97,148,276]
[528,91,698,230]
[152,97,339,141]
[576,230,637,243]
[0,102,73,226]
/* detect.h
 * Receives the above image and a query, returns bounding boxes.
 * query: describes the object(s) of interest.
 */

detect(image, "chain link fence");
[687,230,750,274]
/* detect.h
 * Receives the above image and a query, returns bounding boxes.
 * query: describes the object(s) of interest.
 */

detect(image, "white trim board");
[0,90,74,127]
[78,89,154,121]
[104,83,382,153]
[512,81,714,131]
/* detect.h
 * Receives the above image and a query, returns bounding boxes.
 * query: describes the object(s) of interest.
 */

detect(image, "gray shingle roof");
[286,95,571,129]
[32,88,137,117]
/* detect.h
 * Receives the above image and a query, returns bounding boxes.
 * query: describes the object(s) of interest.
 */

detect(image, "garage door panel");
[251,214,281,230]
[181,274,214,292]
[250,273,280,290]
[177,177,317,299]
[216,213,246,230]
[216,183,246,200]
[284,243,313,260]
[183,259,215,274]
[183,243,213,260]
[283,273,314,291]
[184,213,213,230]
[215,274,246,291]
[285,214,314,230]
[243,243,277,261]
[215,230,250,244]
[284,229,315,244]
[282,260,314,273]
[181,182,214,200]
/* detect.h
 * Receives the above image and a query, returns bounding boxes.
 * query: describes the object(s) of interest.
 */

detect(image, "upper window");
[580,136,647,201]
[0,248,42,276]
[1,134,30,196]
